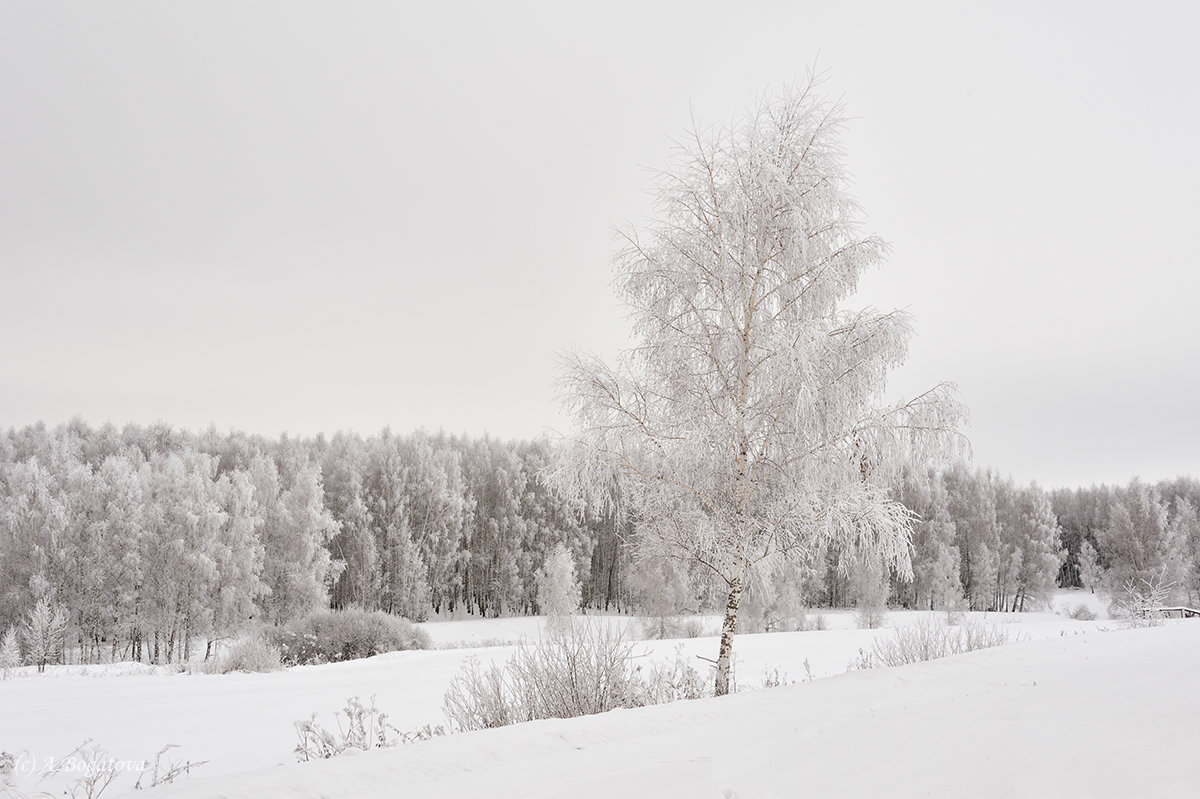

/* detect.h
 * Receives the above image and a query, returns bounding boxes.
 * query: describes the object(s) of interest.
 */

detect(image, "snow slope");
[2,602,1172,798]
[129,622,1200,799]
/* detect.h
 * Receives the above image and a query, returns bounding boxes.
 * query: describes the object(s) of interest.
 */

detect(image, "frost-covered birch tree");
[558,80,963,695]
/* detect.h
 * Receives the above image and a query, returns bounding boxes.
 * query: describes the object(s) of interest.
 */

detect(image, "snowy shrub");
[132,744,209,790]
[633,644,709,704]
[434,637,514,651]
[1112,572,1174,628]
[680,617,710,639]
[759,666,796,689]
[441,656,522,731]
[847,648,875,671]
[442,620,709,732]
[639,615,684,640]
[294,696,445,761]
[870,618,1012,668]
[1066,603,1097,621]
[39,739,122,799]
[855,605,887,630]
[295,696,398,761]
[639,615,710,640]
[23,738,207,798]
[1,751,15,789]
[213,634,283,674]
[270,609,429,665]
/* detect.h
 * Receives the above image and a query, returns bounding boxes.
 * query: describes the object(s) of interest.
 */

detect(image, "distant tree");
[208,469,268,653]
[95,454,148,661]
[535,542,581,623]
[899,469,962,610]
[401,434,469,615]
[558,80,963,695]
[277,461,340,621]
[1077,538,1103,594]
[332,483,379,610]
[737,560,812,633]
[0,626,20,677]
[23,597,67,672]
[1098,481,1186,603]
[943,468,1002,610]
[851,555,889,628]
[998,482,1064,612]
[1168,498,1200,605]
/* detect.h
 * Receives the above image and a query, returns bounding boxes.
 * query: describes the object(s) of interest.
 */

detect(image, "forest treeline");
[0,421,1197,663]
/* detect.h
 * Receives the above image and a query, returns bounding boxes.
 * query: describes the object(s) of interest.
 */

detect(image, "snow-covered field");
[7,592,1196,798]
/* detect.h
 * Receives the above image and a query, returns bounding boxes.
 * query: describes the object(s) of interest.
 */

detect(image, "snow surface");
[7,598,1194,798]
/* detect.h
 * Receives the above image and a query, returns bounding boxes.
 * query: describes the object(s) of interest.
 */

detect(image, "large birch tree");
[558,80,963,695]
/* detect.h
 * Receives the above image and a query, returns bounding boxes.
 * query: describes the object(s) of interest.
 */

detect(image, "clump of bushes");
[294,696,447,762]
[639,615,712,640]
[214,634,283,673]
[442,620,708,732]
[270,609,430,666]
[864,618,1013,668]
[1066,603,1098,621]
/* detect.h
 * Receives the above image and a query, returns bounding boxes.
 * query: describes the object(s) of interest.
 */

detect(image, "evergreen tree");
[23,597,67,672]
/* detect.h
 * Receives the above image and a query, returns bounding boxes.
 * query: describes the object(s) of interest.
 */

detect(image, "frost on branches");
[557,78,964,695]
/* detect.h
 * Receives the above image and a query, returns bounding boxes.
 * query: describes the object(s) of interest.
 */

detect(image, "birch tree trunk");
[715,572,744,696]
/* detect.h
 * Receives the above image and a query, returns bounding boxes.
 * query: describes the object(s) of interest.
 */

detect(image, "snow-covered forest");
[2,419,1197,667]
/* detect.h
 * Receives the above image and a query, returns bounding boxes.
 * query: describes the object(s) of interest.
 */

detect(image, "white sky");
[2,1,1197,489]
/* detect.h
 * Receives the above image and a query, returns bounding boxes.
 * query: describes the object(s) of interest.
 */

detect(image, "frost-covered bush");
[1109,571,1176,628]
[638,615,711,640]
[679,617,710,639]
[295,696,445,761]
[869,618,1012,668]
[213,634,283,673]
[442,620,708,732]
[294,696,399,760]
[270,609,429,666]
[1065,603,1097,621]
[634,644,709,704]
[133,744,209,790]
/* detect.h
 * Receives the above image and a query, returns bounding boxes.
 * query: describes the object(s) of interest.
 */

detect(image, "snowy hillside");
[124,621,1198,799]
[7,600,1196,798]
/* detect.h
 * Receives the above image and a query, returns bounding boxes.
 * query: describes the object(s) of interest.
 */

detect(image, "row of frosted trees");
[0,421,628,663]
[737,467,1069,618]
[892,467,1065,612]
[2,420,1198,664]
[1053,477,1200,604]
[0,427,337,663]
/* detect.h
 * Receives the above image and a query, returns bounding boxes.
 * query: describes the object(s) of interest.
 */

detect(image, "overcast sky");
[2,1,1197,489]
